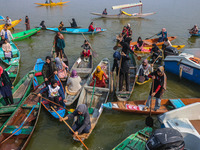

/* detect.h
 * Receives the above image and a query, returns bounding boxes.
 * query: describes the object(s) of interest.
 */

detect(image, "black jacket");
[42,62,57,79]
[0,70,12,87]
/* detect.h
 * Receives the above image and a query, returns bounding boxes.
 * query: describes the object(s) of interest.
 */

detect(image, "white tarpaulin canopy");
[112,2,142,10]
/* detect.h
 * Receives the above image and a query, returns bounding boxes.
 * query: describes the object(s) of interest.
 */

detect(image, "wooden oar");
[81,33,98,58]
[145,33,159,40]
[88,79,96,114]
[51,107,89,150]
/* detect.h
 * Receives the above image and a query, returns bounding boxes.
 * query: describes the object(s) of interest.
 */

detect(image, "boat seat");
[21,104,39,109]
[8,73,17,78]
[169,99,185,109]
[3,125,33,135]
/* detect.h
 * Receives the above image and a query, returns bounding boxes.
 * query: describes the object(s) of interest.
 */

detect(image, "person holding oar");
[157,28,168,42]
[88,22,95,32]
[58,21,64,31]
[60,104,91,136]
[143,66,167,111]
[81,40,91,62]
[150,44,162,63]
[53,32,65,59]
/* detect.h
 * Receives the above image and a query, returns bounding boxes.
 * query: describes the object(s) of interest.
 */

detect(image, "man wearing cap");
[144,66,167,111]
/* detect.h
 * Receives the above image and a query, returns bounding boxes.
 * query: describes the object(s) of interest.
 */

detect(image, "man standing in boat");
[0,26,13,43]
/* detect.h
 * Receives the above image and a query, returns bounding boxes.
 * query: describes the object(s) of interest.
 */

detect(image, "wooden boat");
[0,19,22,31]
[34,1,69,6]
[0,70,35,115]
[5,62,19,85]
[113,127,152,150]
[190,30,200,36]
[12,28,41,41]
[91,2,155,19]
[0,41,20,65]
[73,58,110,141]
[65,56,93,106]
[116,53,137,101]
[103,98,200,115]
[130,36,177,47]
[158,102,200,150]
[0,90,41,150]
[46,27,106,34]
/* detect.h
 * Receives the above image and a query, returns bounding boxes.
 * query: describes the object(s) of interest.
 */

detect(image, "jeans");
[146,95,161,110]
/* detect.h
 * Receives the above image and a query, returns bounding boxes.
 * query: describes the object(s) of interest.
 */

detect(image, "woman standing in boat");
[25,16,30,30]
[157,28,168,42]
[53,32,65,59]
[88,22,95,32]
[0,66,14,105]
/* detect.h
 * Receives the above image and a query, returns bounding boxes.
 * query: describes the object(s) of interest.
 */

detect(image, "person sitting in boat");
[144,66,167,111]
[1,25,13,43]
[88,22,95,32]
[126,23,132,37]
[38,79,65,110]
[81,40,91,50]
[0,35,5,47]
[135,37,144,51]
[4,16,12,27]
[0,66,14,106]
[157,28,168,42]
[102,8,107,15]
[53,32,65,59]
[70,18,77,28]
[136,59,153,83]
[58,21,64,31]
[111,51,120,76]
[45,0,48,3]
[163,37,172,47]
[118,9,123,15]
[189,24,199,34]
[90,66,108,88]
[60,104,91,136]
[81,49,91,62]
[40,20,46,29]
[2,39,12,62]
[55,57,68,80]
[151,44,161,63]
[42,56,57,86]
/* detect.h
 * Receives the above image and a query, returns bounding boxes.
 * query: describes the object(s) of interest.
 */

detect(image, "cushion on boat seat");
[3,125,33,135]
[169,99,185,109]
[35,72,42,76]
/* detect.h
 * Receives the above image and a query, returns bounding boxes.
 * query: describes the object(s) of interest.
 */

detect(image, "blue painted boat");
[33,58,66,119]
[0,41,20,65]
[164,48,200,84]
[190,30,200,36]
[46,27,106,34]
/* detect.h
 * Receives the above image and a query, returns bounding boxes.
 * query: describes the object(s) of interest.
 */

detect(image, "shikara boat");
[0,90,41,150]
[12,28,41,41]
[103,98,200,115]
[189,30,200,36]
[0,70,35,115]
[0,41,20,65]
[0,19,22,31]
[116,53,137,101]
[5,62,19,85]
[65,56,93,106]
[91,2,155,19]
[113,127,152,150]
[34,1,69,6]
[46,27,106,34]
[73,58,110,141]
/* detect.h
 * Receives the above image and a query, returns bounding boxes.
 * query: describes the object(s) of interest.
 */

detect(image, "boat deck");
[190,120,200,135]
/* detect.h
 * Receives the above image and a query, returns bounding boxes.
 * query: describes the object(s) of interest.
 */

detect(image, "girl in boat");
[70,18,77,28]
[42,56,58,86]
[144,66,167,111]
[90,66,108,88]
[38,79,65,110]
[25,16,30,30]
[58,21,64,31]
[53,32,65,59]
[189,24,199,34]
[157,28,168,42]
[136,59,153,83]
[88,22,95,32]
[2,39,12,62]
[102,8,107,15]
[0,66,14,105]
[55,57,68,80]
[135,37,144,51]
[60,104,91,136]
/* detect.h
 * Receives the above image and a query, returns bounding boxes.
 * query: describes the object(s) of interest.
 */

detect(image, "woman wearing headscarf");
[60,104,91,136]
[53,32,65,59]
[136,59,153,83]
[39,21,46,29]
[144,66,167,111]
[70,18,77,28]
[42,56,57,86]
[0,66,14,105]
[135,37,144,51]
[90,66,108,88]
[25,16,30,30]
[66,70,82,93]
[88,22,95,32]
[157,28,168,42]
[55,57,68,80]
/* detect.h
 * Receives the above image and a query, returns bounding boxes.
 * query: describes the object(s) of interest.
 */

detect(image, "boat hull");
[34,1,69,6]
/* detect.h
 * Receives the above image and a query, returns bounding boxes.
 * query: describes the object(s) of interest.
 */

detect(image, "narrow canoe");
[65,56,93,106]
[0,70,35,115]
[5,62,19,85]
[113,127,153,150]
[0,90,41,150]
[190,30,200,36]
[34,1,69,6]
[0,41,20,65]
[0,19,22,31]
[12,28,41,41]
[46,27,106,34]
[116,53,137,101]
[103,98,200,115]
[130,36,177,47]
[73,58,110,141]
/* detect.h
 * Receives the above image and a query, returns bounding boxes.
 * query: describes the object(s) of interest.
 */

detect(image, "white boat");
[158,102,200,150]
[91,2,156,19]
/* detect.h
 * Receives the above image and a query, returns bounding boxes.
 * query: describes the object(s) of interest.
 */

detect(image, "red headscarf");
[0,66,3,77]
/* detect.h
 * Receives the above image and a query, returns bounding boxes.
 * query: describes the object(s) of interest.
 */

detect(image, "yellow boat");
[0,19,22,31]
[34,1,69,6]
[136,77,151,85]
[146,45,185,50]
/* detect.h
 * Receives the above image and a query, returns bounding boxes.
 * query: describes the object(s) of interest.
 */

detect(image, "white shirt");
[5,18,12,25]
[2,43,11,52]
[1,29,13,40]
[67,76,82,92]
[48,85,60,98]
[137,64,153,76]
[164,40,172,47]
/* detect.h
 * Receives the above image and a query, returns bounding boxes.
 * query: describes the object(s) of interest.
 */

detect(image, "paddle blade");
[88,108,94,114]
[145,116,154,127]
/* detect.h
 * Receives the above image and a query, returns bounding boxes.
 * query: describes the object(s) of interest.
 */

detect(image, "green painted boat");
[5,62,19,85]
[12,28,41,41]
[0,70,35,115]
[113,127,152,150]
